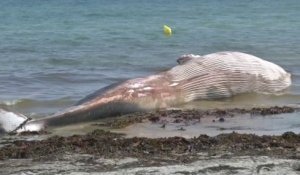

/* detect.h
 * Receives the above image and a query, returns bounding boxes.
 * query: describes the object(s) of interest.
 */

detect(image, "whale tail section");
[0,109,40,134]
[0,109,28,133]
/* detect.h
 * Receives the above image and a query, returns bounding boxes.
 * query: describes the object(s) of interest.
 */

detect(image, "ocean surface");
[0,0,300,117]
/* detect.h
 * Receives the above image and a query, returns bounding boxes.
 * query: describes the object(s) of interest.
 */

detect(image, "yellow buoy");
[163,25,172,36]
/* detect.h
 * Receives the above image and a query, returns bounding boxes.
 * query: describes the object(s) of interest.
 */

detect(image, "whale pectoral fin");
[0,108,28,133]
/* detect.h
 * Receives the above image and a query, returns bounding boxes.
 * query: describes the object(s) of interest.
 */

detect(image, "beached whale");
[0,51,291,133]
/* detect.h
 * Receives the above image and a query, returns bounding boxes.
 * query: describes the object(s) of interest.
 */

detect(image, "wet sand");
[0,106,300,174]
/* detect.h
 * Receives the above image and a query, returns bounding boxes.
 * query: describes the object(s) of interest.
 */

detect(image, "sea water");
[0,0,300,117]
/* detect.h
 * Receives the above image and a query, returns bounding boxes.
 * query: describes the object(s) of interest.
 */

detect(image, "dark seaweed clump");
[0,130,299,162]
[0,106,298,162]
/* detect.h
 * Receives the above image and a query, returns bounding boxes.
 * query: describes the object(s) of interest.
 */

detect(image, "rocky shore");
[0,106,299,166]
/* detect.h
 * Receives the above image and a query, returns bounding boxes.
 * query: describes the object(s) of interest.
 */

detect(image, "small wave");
[0,99,43,107]
[84,12,103,18]
[46,58,81,66]
[0,99,22,106]
[0,46,37,54]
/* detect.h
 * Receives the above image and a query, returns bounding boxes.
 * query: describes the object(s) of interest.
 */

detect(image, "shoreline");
[0,106,299,161]
[0,106,300,174]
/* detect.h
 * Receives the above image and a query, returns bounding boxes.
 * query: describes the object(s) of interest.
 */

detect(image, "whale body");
[0,52,291,133]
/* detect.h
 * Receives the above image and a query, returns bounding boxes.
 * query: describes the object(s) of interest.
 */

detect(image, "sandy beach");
[1,106,300,174]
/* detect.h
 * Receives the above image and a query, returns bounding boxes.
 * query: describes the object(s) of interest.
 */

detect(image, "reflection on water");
[113,112,300,138]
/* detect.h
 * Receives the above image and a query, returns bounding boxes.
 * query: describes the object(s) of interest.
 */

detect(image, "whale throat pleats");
[168,52,291,102]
